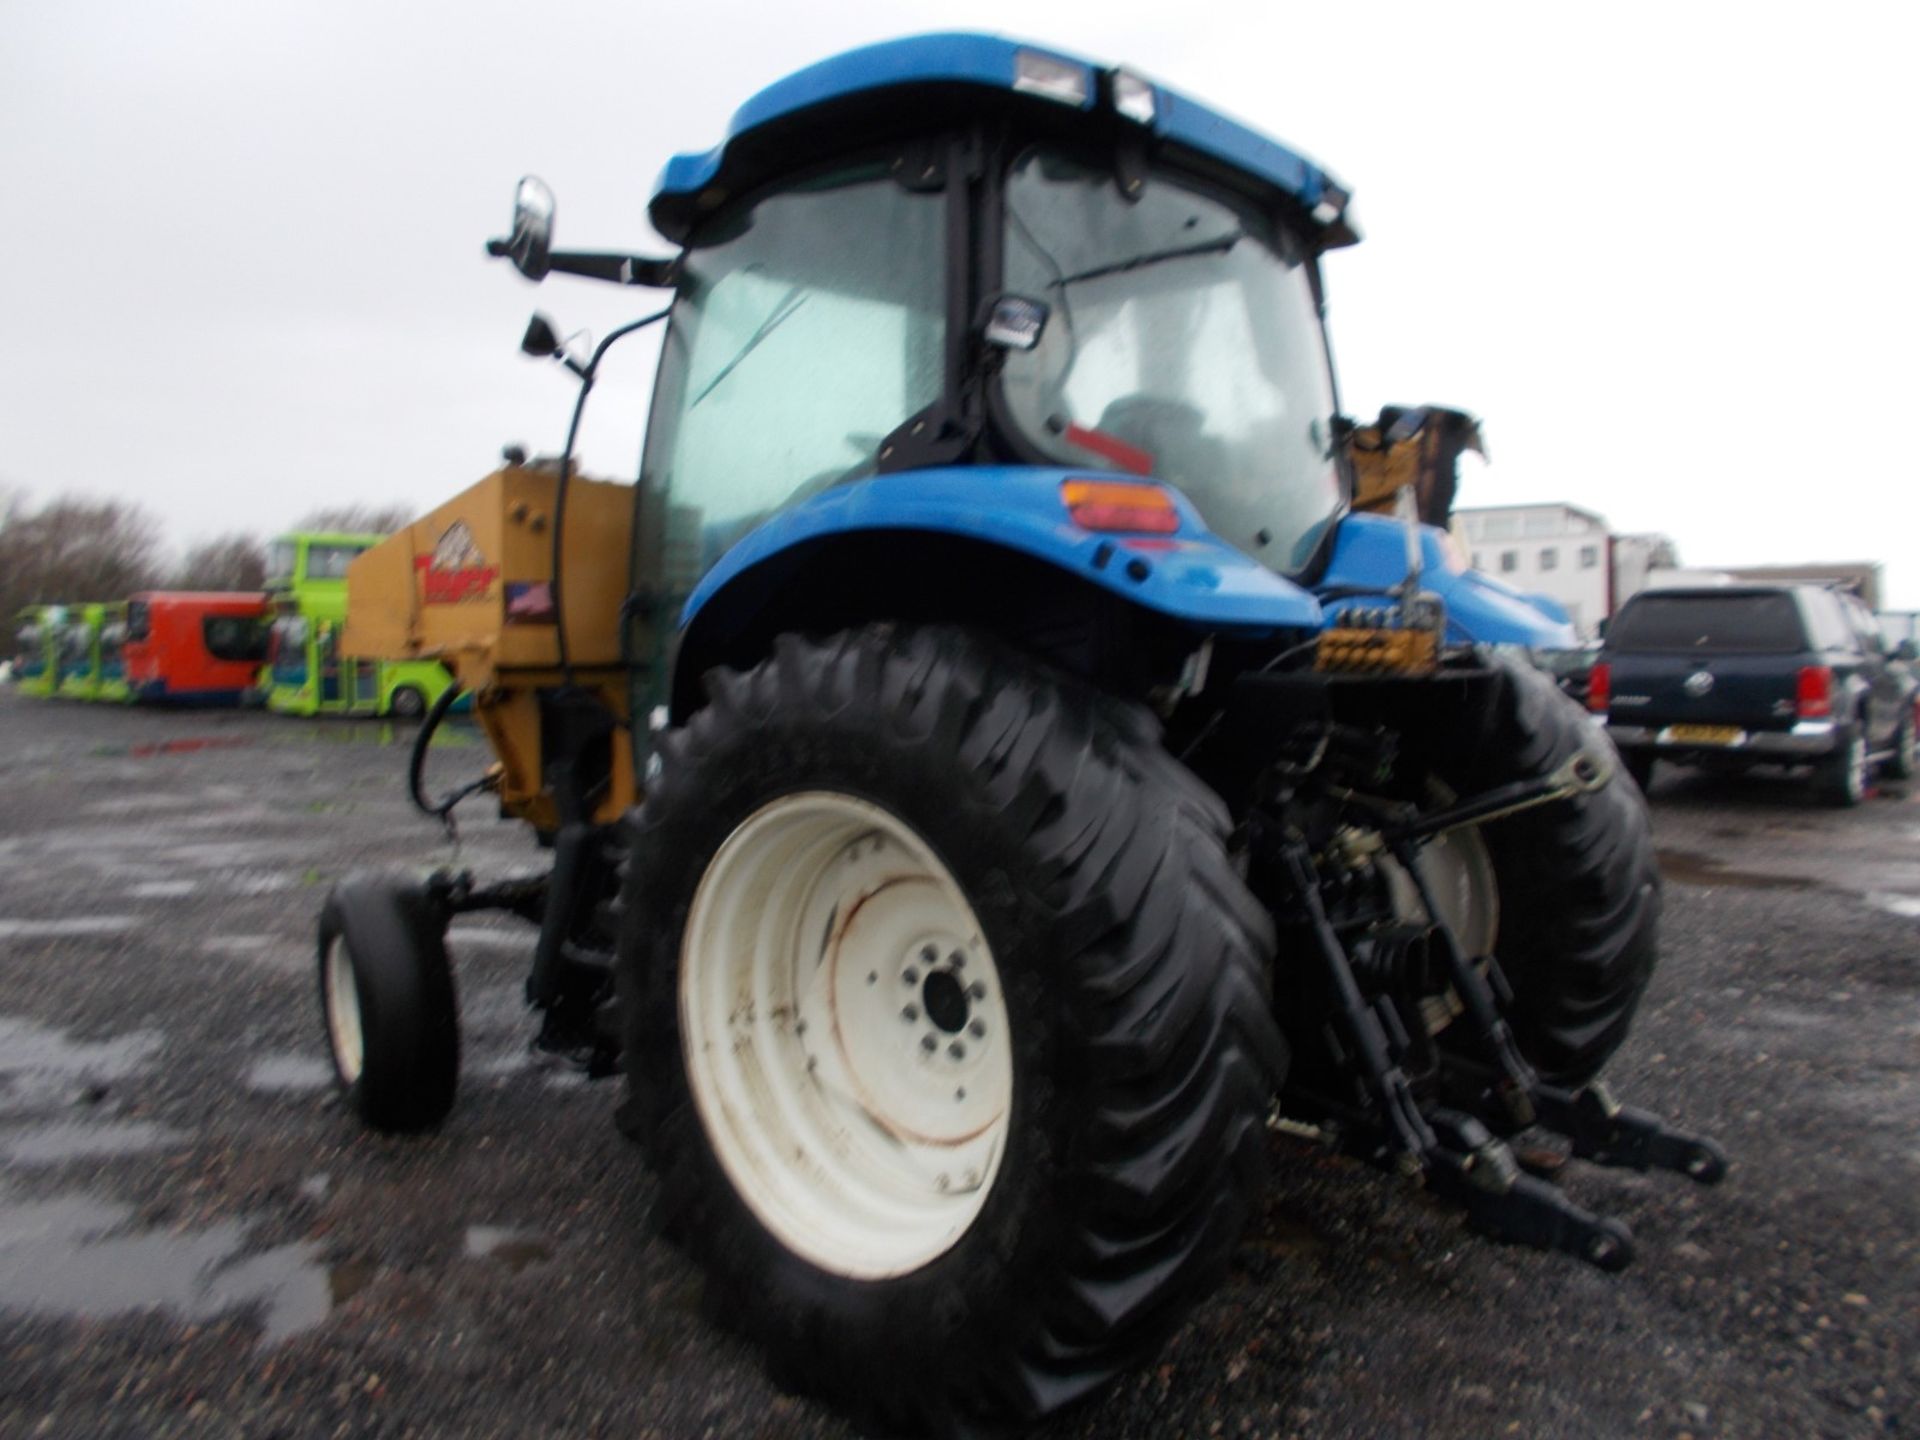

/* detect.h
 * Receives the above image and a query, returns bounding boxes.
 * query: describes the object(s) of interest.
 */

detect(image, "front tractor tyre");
[317,874,459,1133]
[617,626,1286,1435]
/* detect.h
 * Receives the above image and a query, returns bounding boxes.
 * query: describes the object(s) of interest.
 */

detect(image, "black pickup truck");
[1593,584,1918,805]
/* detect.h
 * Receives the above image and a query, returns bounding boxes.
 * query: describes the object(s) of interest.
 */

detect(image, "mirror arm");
[548,251,677,287]
[487,241,676,288]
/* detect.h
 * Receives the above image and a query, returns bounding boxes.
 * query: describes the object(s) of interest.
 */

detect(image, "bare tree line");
[0,490,414,621]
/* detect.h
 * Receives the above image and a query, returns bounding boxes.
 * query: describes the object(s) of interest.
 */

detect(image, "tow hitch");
[1268,758,1726,1272]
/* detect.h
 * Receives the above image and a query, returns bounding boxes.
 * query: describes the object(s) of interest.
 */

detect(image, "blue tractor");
[319,34,1719,1436]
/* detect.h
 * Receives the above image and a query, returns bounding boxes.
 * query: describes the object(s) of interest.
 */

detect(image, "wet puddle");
[262,722,478,750]
[87,737,253,759]
[1657,849,1823,892]
[131,879,200,899]
[0,916,138,940]
[0,1014,163,1115]
[244,1055,334,1094]
[0,1188,354,1345]
[465,1225,553,1273]
[1,1120,181,1165]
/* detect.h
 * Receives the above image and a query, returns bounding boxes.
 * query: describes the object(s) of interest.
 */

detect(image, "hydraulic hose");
[408,680,492,826]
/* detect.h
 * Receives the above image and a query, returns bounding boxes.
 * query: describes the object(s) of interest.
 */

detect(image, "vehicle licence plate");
[1660,724,1745,746]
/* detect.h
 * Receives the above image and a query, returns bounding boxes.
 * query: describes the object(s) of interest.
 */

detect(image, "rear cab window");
[1607,591,1808,653]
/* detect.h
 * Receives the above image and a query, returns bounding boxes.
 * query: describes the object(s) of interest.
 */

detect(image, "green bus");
[260,531,456,718]
[54,601,133,703]
[10,605,61,696]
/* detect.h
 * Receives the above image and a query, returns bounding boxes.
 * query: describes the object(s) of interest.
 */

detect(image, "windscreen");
[13,624,41,669]
[999,148,1343,573]
[204,614,268,663]
[307,544,368,581]
[1607,593,1807,653]
[641,161,948,584]
[266,541,297,587]
[270,614,308,684]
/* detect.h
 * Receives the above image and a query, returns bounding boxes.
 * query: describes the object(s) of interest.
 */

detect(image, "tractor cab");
[498,34,1565,729]
[635,40,1354,583]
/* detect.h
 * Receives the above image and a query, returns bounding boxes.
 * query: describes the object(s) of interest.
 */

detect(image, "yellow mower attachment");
[344,462,638,831]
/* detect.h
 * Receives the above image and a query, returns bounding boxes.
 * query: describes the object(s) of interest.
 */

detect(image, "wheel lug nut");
[920,945,937,965]
[955,1087,966,1100]
[902,1005,919,1023]
[948,1041,966,1060]
[968,1019,986,1038]
[967,982,987,1000]
[903,967,919,986]
[922,1034,938,1053]
[867,971,877,986]
[936,1174,950,1191]
[948,950,965,969]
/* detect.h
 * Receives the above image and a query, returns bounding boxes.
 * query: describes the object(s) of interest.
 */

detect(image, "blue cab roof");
[650,33,1356,247]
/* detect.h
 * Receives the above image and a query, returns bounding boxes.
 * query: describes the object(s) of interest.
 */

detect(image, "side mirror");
[981,294,1050,352]
[498,176,555,281]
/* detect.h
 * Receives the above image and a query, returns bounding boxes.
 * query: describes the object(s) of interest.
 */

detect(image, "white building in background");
[1454,503,1681,637]
[1456,503,1611,636]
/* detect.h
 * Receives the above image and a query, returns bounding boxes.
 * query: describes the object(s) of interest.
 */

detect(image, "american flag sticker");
[504,581,556,624]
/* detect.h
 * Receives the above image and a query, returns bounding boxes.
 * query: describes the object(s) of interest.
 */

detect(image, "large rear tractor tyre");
[1422,659,1663,1088]
[317,874,459,1133]
[617,625,1286,1436]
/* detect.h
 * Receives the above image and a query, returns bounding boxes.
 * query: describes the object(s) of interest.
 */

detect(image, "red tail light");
[1796,665,1833,719]
[1586,661,1611,713]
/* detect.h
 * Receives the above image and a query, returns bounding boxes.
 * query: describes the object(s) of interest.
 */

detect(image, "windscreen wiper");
[691,287,809,408]
[1055,232,1242,287]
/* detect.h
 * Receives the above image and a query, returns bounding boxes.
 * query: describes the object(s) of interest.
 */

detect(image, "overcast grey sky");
[4,2,1916,603]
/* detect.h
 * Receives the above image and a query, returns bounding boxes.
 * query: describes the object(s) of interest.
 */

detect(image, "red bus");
[124,592,271,705]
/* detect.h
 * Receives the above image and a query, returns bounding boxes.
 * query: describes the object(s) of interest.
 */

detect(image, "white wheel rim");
[324,937,365,1085]
[1848,736,1867,799]
[679,791,1013,1280]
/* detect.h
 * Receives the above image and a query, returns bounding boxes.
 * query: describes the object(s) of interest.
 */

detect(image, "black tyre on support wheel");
[1419,659,1663,1089]
[617,625,1286,1436]
[318,874,459,1133]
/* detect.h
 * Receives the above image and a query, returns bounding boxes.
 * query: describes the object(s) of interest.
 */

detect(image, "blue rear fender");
[680,465,1325,636]
[1318,513,1579,649]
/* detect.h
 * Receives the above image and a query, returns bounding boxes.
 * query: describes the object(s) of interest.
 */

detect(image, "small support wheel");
[318,874,459,1132]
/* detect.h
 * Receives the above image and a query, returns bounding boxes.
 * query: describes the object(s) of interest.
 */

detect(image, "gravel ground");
[0,688,1913,1439]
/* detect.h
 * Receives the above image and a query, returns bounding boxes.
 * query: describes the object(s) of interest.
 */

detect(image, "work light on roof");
[1012,49,1089,106]
[1311,182,1351,227]
[1111,70,1155,124]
